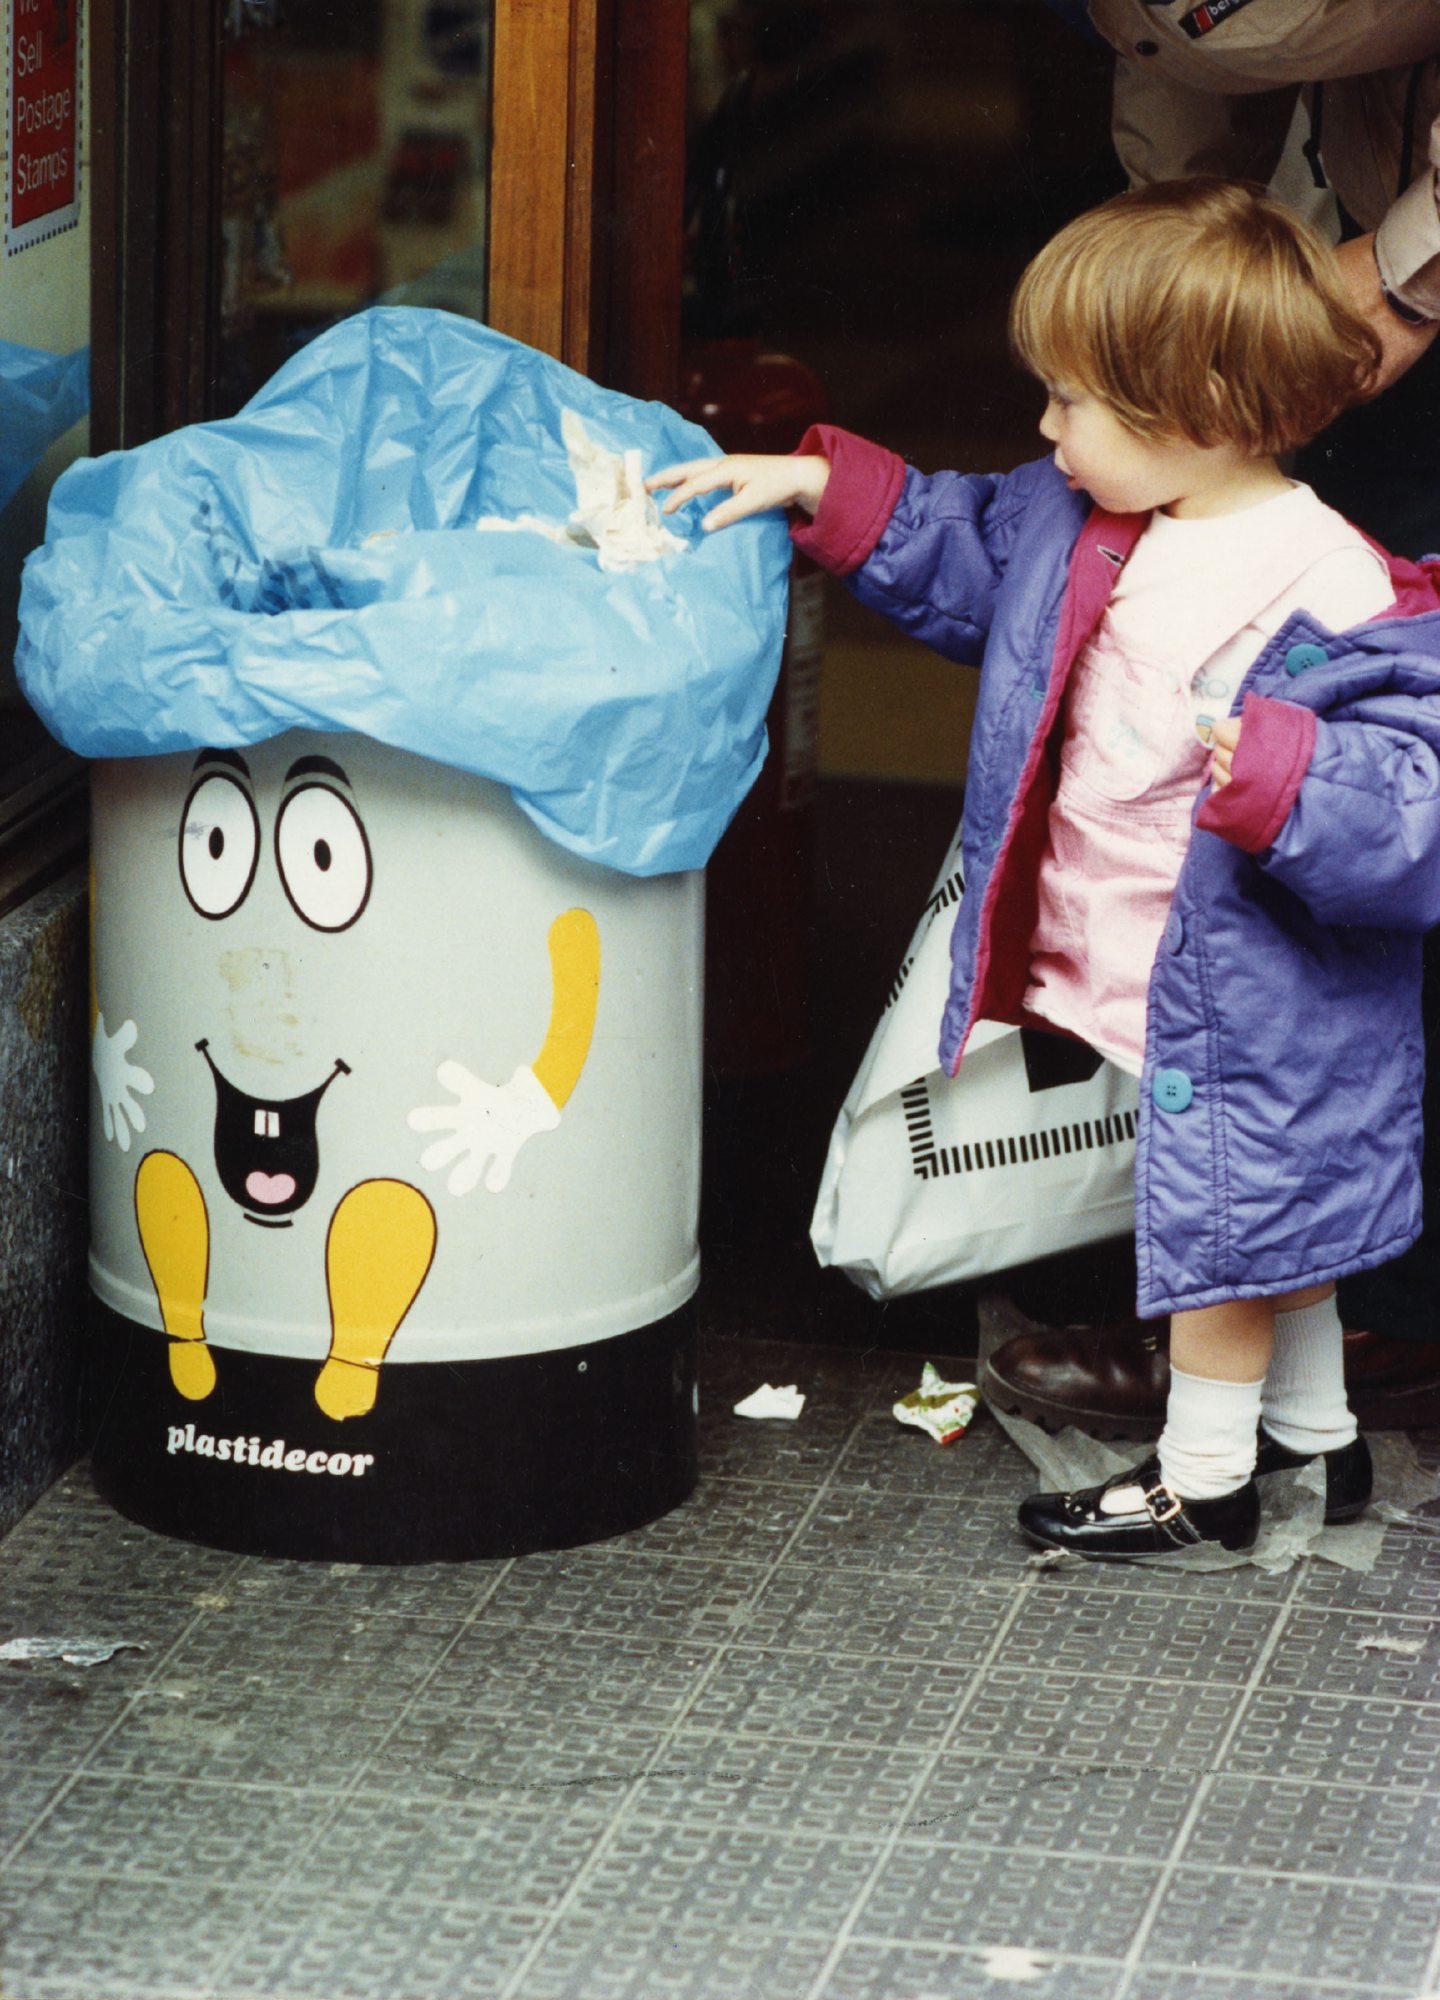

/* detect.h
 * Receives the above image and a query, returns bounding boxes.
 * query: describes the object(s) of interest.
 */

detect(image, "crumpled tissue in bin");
[16,307,789,877]
[471,409,686,571]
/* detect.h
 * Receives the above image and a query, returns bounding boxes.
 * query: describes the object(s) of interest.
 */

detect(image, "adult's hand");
[1335,233,1440,395]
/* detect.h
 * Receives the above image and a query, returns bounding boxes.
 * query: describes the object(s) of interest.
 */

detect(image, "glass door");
[93,0,687,444]
[216,0,492,415]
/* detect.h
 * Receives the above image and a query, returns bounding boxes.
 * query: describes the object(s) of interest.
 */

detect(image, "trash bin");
[18,308,788,1561]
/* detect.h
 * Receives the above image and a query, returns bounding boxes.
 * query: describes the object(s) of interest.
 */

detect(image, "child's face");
[1038,386,1245,518]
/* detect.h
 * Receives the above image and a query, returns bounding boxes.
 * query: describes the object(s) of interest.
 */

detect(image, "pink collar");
[1052,507,1147,667]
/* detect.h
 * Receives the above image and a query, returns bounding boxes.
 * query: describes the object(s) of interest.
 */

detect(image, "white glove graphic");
[408,1062,561,1195]
[93,1014,155,1152]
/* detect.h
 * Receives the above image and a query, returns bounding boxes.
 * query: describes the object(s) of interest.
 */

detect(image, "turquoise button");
[1284,643,1328,677]
[1152,1067,1193,1114]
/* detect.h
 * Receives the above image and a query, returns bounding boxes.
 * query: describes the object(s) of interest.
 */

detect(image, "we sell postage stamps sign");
[9,0,79,254]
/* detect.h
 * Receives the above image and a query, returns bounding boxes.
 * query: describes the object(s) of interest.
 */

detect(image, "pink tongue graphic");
[246,1171,298,1206]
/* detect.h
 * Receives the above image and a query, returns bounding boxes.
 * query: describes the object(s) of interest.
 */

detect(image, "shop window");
[0,0,90,871]
[216,0,491,417]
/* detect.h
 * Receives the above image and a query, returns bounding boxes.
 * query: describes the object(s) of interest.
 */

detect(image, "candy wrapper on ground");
[893,1363,979,1444]
[16,308,789,878]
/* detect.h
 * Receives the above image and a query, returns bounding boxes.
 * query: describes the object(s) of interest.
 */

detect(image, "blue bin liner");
[17,308,789,876]
[0,338,89,513]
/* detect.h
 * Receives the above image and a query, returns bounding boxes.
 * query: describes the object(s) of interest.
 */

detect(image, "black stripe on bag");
[887,868,965,1009]
[909,1100,1138,1182]
[901,1078,937,1170]
[926,869,964,920]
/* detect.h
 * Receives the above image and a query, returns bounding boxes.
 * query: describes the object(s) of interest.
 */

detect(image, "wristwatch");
[1375,246,1433,326]
[1380,280,1431,326]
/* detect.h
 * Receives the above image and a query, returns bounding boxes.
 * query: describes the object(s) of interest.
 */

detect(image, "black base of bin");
[87,1298,697,1563]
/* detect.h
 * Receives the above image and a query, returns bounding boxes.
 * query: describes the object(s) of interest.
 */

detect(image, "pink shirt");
[1024,484,1394,1074]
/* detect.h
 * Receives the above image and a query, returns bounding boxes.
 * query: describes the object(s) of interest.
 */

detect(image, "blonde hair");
[1010,177,1380,455]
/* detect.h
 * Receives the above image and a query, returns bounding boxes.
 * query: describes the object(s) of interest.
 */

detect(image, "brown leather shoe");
[983,1318,1440,1439]
[982,1319,1169,1441]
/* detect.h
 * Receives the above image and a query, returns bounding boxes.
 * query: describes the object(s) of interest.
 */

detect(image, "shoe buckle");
[1145,1484,1184,1525]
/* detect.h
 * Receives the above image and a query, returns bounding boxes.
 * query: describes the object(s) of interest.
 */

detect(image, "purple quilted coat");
[793,425,1440,1315]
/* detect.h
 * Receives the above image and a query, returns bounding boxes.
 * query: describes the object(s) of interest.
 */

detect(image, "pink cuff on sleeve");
[1195,691,1317,854]
[788,423,906,577]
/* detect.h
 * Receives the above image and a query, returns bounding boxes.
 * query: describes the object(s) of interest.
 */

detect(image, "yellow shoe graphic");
[317,1180,436,1420]
[136,1151,215,1403]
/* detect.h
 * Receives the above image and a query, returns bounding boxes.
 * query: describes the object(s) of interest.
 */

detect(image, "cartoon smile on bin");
[92,743,601,1424]
[196,1038,350,1222]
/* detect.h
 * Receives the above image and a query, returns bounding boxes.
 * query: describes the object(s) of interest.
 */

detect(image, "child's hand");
[1211,715,1242,788]
[646,453,830,531]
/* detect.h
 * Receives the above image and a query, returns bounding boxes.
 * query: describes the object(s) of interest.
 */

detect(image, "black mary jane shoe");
[1018,1458,1259,1562]
[1253,1425,1373,1524]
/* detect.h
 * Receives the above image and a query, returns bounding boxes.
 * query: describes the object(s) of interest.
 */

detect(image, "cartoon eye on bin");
[180,770,261,920]
[275,781,373,932]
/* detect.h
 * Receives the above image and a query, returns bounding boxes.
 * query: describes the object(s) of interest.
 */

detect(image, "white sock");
[1155,1365,1264,1499]
[1261,1294,1356,1456]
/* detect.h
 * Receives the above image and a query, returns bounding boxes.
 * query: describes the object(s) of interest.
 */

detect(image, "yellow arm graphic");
[531,908,600,1109]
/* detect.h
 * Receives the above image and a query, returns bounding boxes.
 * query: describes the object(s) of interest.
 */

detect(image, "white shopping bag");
[810,829,1139,1298]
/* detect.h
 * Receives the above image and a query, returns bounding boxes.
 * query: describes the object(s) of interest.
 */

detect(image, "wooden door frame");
[90,0,223,452]
[486,0,612,374]
[487,0,687,401]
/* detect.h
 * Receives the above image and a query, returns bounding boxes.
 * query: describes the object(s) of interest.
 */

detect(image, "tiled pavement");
[4,1332,1440,2000]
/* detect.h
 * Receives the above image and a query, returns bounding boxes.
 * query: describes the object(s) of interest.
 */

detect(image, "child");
[650,176,1440,1560]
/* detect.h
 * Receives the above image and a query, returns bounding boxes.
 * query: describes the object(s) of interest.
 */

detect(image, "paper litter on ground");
[977,1294,1440,1574]
[893,1363,979,1444]
[0,1636,147,1668]
[977,1944,1049,1983]
[733,1383,806,1420]
[472,409,686,571]
[1358,1634,1426,1657]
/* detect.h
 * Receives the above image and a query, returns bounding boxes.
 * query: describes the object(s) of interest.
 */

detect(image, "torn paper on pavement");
[473,409,686,572]
[977,1944,1049,1983]
[0,1636,147,1668]
[734,1383,806,1420]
